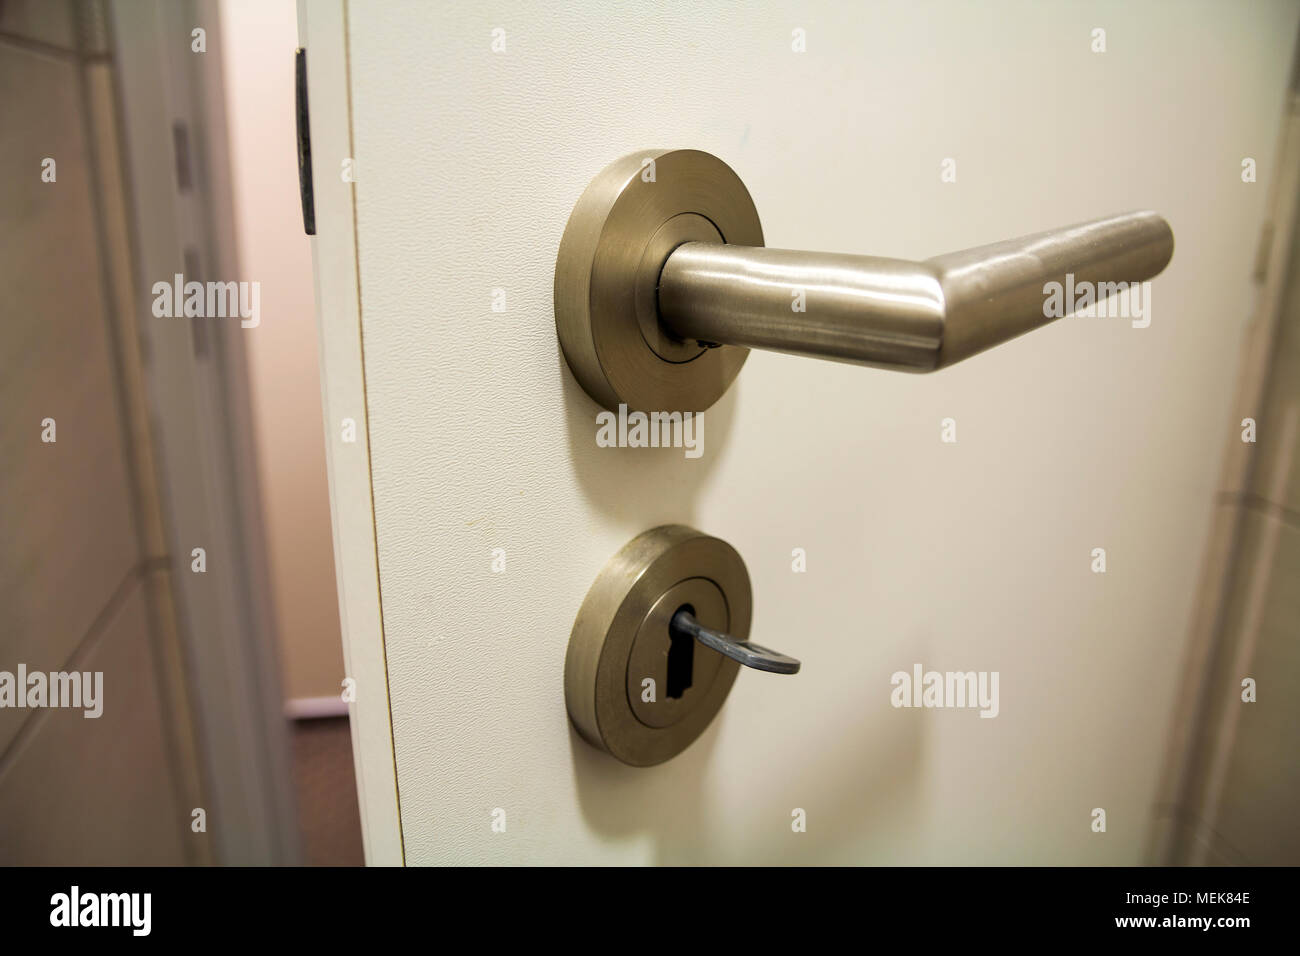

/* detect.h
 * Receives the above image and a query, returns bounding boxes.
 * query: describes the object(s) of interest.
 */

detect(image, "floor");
[290,716,365,866]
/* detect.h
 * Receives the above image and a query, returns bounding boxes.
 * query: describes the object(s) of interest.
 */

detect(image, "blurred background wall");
[0,0,213,864]
[216,0,358,864]
[1154,65,1300,865]
[0,0,355,865]
[219,0,343,710]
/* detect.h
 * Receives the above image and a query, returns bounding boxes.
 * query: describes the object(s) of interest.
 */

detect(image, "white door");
[299,1,1300,864]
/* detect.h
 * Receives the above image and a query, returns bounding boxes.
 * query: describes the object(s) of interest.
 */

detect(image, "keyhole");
[666,604,695,699]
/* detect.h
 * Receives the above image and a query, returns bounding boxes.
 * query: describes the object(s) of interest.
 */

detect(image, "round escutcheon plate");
[553,149,764,414]
[564,525,753,767]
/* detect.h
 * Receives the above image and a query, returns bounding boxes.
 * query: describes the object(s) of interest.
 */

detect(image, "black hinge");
[295,47,316,236]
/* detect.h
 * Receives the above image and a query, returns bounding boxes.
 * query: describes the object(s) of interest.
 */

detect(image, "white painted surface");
[298,0,403,865]
[316,1,1299,863]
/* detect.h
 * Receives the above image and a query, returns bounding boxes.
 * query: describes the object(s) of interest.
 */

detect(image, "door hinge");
[295,47,316,236]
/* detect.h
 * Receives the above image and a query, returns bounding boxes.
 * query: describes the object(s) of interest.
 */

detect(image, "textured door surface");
[305,1,1300,864]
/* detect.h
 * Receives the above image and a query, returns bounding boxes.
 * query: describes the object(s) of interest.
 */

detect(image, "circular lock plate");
[565,525,752,766]
[554,149,764,414]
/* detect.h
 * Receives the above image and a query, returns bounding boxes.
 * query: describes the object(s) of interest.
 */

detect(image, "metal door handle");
[658,212,1172,372]
[554,149,1175,413]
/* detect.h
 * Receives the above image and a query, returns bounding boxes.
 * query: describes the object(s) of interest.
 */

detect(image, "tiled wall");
[1205,152,1300,863]
[0,0,208,865]
[1156,84,1300,866]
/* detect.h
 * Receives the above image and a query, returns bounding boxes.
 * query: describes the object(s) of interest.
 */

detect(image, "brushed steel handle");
[553,149,1176,413]
[658,211,1174,372]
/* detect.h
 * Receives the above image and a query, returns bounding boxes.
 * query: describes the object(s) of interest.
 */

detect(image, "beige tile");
[0,0,76,51]
[0,579,189,865]
[84,59,170,559]
[139,567,212,865]
[1145,501,1244,863]
[0,45,140,752]
[1247,215,1300,513]
[1206,510,1300,864]
[1219,301,1278,498]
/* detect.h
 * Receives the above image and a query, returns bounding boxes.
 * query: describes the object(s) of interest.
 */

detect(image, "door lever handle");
[554,149,1175,413]
[670,608,801,675]
[658,211,1173,372]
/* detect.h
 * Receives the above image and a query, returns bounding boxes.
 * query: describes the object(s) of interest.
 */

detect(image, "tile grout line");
[0,556,170,780]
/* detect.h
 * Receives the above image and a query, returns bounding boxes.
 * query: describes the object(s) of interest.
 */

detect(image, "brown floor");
[290,716,365,866]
